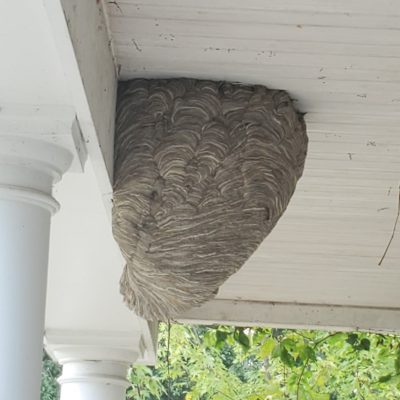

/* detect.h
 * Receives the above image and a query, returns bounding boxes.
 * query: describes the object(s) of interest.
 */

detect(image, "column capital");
[0,134,73,182]
[0,104,87,173]
[0,135,73,215]
[45,330,143,400]
[44,329,143,365]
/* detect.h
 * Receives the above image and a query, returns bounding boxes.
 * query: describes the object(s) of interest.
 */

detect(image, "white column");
[45,331,143,400]
[0,135,72,400]
[59,361,130,400]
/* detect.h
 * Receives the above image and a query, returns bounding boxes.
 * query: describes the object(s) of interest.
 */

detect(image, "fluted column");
[0,135,72,400]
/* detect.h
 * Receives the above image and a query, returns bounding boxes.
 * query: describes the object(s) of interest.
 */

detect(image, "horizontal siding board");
[115,47,400,72]
[217,280,400,308]
[109,7,400,30]
[112,0,400,17]
[293,184,397,197]
[116,62,400,85]
[111,18,400,45]
[298,101,400,114]
[259,220,399,234]
[112,33,400,60]
[119,68,400,103]
[306,113,400,124]
[305,122,400,134]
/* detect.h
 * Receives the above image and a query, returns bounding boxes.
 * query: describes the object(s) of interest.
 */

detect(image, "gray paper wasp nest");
[112,79,307,321]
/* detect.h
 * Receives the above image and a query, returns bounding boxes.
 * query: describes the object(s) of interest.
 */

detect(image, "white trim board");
[179,299,400,333]
[44,0,117,215]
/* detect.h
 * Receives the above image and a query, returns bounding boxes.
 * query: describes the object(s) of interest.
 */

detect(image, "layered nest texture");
[112,79,308,321]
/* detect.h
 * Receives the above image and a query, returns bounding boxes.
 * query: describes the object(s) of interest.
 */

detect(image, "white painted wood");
[43,1,158,363]
[107,0,400,112]
[45,329,141,365]
[0,135,72,400]
[0,1,71,106]
[109,4,400,29]
[106,0,400,330]
[44,0,118,211]
[179,300,400,333]
[0,4,156,392]
[111,18,400,47]
[0,105,86,172]
[111,30,400,58]
[58,361,129,400]
[109,0,400,17]
[46,159,157,365]
[0,201,52,400]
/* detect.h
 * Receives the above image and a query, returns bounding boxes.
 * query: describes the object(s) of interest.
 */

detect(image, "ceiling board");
[106,0,400,313]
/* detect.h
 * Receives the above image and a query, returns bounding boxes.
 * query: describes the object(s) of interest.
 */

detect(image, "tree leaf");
[272,343,281,358]
[259,338,276,359]
[280,346,295,367]
[346,334,358,346]
[315,372,327,387]
[216,330,228,348]
[378,374,393,383]
[311,393,330,400]
[204,330,216,347]
[327,333,346,345]
[359,338,371,351]
[300,345,316,363]
[281,338,296,350]
[395,350,400,374]
[238,330,250,350]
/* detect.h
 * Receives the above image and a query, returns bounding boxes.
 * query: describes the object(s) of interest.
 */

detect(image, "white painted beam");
[179,299,400,333]
[44,0,117,212]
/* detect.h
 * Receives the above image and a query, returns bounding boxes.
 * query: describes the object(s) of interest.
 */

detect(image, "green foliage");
[41,326,400,400]
[127,325,400,400]
[127,365,165,399]
[41,352,61,400]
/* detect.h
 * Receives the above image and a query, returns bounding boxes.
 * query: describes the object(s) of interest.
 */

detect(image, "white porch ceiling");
[105,1,400,317]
